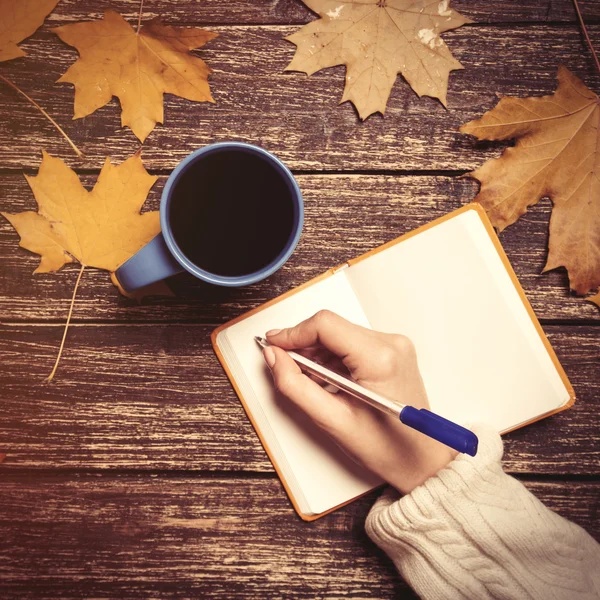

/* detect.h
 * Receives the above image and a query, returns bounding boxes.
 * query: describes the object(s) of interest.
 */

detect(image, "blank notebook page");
[217,272,382,516]
[345,209,571,432]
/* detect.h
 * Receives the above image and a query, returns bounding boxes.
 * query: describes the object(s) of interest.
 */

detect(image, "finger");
[309,355,348,392]
[305,372,340,393]
[294,345,331,363]
[321,354,349,375]
[266,310,378,359]
[266,346,352,433]
[295,347,348,375]
[272,345,348,388]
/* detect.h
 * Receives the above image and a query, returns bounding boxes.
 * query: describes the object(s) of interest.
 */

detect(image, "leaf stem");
[46,263,86,383]
[137,0,144,33]
[0,73,84,158]
[572,0,600,74]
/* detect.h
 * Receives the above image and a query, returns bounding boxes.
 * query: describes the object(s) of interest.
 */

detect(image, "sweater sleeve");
[365,425,600,600]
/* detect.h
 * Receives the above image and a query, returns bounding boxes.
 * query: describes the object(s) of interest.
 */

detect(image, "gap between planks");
[38,21,600,29]
[1,467,598,483]
[0,168,473,177]
[1,320,598,327]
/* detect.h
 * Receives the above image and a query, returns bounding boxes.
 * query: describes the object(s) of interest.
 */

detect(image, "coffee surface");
[169,150,295,277]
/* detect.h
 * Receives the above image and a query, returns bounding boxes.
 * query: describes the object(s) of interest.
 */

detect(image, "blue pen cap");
[400,406,478,456]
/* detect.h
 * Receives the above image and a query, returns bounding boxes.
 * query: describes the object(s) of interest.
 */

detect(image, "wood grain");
[0,474,597,599]
[0,324,596,474]
[0,1,598,596]
[0,25,598,171]
[41,0,600,25]
[1,174,598,323]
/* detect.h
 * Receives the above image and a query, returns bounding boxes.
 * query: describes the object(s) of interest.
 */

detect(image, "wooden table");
[1,1,598,597]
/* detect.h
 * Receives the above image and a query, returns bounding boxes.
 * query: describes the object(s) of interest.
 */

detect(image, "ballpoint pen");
[254,336,478,456]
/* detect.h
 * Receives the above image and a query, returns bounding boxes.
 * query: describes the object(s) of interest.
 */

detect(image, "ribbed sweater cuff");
[365,425,600,600]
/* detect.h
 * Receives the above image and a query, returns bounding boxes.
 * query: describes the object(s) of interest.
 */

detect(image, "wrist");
[390,440,457,495]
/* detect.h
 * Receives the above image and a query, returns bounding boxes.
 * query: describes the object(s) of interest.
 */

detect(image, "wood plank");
[0,474,596,598]
[43,0,600,25]
[0,324,597,474]
[0,25,598,171]
[1,174,598,323]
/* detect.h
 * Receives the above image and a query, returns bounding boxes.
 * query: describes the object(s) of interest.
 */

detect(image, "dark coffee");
[169,149,295,277]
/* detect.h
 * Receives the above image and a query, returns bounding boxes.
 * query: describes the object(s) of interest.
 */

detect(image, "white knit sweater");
[365,426,600,600]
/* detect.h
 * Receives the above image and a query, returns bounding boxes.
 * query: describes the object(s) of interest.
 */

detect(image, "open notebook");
[212,204,575,521]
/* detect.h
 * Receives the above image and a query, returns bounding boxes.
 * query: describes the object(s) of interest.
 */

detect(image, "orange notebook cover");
[212,204,575,521]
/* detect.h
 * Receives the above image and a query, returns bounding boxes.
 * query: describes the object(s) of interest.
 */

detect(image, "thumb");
[264,346,351,434]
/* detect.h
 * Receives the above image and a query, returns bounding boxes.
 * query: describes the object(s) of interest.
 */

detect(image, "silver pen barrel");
[254,336,404,419]
[288,350,404,418]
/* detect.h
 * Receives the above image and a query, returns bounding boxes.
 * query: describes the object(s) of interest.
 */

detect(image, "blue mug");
[116,142,304,292]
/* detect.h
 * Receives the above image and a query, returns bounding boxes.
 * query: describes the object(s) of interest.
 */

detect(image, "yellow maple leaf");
[0,0,59,62]
[461,66,600,296]
[53,9,218,142]
[586,291,600,310]
[2,151,160,274]
[285,0,471,119]
[1,151,161,380]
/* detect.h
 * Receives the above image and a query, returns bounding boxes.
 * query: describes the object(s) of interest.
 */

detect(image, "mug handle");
[115,233,184,292]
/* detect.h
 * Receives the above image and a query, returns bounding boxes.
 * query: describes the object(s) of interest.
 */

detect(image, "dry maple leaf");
[586,291,600,310]
[1,152,161,380]
[461,66,600,296]
[53,9,218,142]
[0,0,59,62]
[285,0,471,119]
[1,151,160,274]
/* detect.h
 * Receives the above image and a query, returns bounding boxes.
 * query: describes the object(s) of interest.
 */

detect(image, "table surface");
[1,1,599,598]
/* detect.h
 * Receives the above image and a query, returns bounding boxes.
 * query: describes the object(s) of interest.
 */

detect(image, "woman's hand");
[262,310,456,495]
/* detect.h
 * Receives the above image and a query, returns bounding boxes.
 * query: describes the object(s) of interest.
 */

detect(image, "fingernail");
[266,329,282,337]
[263,346,276,369]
